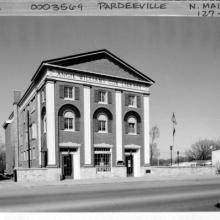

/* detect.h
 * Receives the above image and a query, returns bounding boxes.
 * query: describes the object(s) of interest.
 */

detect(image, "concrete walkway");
[0,174,219,189]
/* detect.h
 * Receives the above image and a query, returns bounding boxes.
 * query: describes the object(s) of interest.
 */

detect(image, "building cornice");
[46,67,150,94]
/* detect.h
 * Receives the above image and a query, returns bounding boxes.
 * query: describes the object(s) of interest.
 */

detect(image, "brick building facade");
[3,49,154,181]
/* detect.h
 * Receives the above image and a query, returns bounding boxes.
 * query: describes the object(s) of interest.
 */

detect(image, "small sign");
[0,1,220,16]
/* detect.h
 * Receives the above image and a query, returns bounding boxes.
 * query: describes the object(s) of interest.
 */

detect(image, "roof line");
[45,49,108,64]
[31,49,155,84]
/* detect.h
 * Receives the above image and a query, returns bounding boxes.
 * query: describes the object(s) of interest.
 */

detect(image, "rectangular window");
[98,91,107,103]
[31,123,37,139]
[128,122,136,134]
[98,120,106,132]
[64,87,73,99]
[64,118,74,130]
[94,148,111,172]
[43,117,47,133]
[128,95,137,107]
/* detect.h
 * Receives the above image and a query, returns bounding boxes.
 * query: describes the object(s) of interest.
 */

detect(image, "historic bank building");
[3,49,155,181]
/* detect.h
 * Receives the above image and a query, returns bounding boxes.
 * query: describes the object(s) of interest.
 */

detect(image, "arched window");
[93,108,113,133]
[97,114,108,133]
[41,108,47,134]
[124,111,141,135]
[43,115,47,133]
[127,116,137,134]
[58,105,81,132]
[64,111,75,131]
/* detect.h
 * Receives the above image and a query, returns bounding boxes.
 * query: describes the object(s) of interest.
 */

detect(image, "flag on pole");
[171,112,177,125]
[173,127,176,136]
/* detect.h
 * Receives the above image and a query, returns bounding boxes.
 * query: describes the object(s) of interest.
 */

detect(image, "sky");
[0,17,220,158]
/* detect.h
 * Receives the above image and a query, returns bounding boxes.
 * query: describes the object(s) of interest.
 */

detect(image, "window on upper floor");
[64,86,73,99]
[58,105,80,132]
[97,114,108,133]
[43,115,47,133]
[64,111,75,131]
[31,123,37,140]
[128,95,137,107]
[60,85,80,100]
[95,90,112,104]
[125,94,141,108]
[127,116,137,134]
[124,111,141,135]
[93,108,113,134]
[98,91,107,103]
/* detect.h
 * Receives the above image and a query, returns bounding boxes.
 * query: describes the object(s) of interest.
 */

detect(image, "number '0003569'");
[30,3,83,11]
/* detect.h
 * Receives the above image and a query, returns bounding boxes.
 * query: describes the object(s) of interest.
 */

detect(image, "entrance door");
[62,154,73,179]
[125,154,133,177]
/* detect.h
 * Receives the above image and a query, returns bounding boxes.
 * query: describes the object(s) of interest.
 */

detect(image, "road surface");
[0,177,220,212]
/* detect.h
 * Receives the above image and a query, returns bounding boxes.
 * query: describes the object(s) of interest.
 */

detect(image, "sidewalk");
[0,174,219,189]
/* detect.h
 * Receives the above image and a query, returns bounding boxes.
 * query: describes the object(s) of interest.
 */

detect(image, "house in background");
[212,149,220,166]
[2,49,154,182]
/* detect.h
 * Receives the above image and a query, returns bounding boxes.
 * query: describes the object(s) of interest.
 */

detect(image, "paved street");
[0,176,220,212]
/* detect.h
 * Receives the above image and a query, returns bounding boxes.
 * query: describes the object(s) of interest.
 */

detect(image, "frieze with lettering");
[47,70,149,92]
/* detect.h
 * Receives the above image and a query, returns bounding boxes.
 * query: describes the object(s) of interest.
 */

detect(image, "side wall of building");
[18,94,40,168]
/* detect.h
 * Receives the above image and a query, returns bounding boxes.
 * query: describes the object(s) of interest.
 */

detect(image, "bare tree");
[151,143,160,166]
[150,126,160,165]
[185,139,220,161]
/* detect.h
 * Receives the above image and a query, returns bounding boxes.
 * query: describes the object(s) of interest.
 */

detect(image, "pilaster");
[83,86,92,165]
[45,80,56,166]
[115,90,123,162]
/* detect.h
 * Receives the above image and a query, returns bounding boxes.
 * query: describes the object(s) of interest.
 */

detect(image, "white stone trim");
[73,150,80,179]
[83,86,91,165]
[143,95,150,164]
[46,70,150,94]
[94,143,113,148]
[45,81,56,166]
[59,142,81,147]
[133,149,141,177]
[115,90,123,162]
[124,144,141,149]
[37,92,42,167]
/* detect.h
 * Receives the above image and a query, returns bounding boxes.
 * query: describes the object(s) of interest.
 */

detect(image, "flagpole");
[171,112,176,167]
[173,120,174,149]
